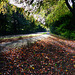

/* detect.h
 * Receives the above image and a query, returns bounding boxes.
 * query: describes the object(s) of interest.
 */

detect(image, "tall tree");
[65,0,75,26]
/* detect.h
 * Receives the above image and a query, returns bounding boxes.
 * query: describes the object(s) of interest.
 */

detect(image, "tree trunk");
[65,0,75,25]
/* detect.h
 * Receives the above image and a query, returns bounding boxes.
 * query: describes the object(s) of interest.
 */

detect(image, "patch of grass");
[41,32,47,34]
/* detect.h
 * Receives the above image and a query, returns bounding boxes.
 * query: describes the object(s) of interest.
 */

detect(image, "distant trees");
[0,11,46,35]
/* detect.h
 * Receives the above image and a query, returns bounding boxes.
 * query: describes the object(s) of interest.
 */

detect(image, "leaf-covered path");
[0,35,75,75]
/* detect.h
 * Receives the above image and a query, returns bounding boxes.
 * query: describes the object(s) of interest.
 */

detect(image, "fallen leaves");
[0,36,75,75]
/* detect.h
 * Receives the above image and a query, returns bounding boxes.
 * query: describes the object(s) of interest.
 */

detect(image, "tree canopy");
[0,0,75,39]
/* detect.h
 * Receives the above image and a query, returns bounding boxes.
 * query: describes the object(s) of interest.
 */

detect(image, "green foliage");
[46,0,75,40]
[0,0,74,40]
[46,0,70,25]
[41,0,58,10]
[0,0,46,36]
[0,10,46,35]
[0,0,17,15]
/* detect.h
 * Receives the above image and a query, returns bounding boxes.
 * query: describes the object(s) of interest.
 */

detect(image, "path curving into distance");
[0,32,75,54]
[0,32,50,53]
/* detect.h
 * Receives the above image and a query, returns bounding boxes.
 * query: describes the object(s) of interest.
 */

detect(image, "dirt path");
[0,33,50,53]
[0,32,48,44]
[0,32,46,39]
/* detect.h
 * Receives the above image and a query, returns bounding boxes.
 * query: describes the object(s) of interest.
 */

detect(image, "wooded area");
[0,0,75,75]
[0,0,46,36]
[0,0,75,39]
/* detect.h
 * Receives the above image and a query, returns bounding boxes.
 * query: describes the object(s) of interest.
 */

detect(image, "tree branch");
[72,0,75,9]
[65,0,73,13]
[30,0,34,4]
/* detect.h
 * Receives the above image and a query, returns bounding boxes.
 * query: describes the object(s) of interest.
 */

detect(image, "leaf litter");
[0,36,75,75]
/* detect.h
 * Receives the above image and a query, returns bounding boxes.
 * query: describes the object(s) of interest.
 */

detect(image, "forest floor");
[0,35,75,75]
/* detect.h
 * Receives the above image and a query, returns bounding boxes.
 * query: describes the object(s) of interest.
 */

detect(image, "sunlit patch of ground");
[0,36,75,75]
[0,32,47,44]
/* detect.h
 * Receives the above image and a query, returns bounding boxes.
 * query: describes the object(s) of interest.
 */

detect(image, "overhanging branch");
[65,0,73,13]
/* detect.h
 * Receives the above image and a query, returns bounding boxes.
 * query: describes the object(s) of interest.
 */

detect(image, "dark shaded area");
[65,0,75,15]
[50,13,75,40]
[0,11,46,36]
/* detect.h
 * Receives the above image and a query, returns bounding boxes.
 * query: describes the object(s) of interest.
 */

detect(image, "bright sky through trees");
[8,0,73,25]
[8,0,45,25]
